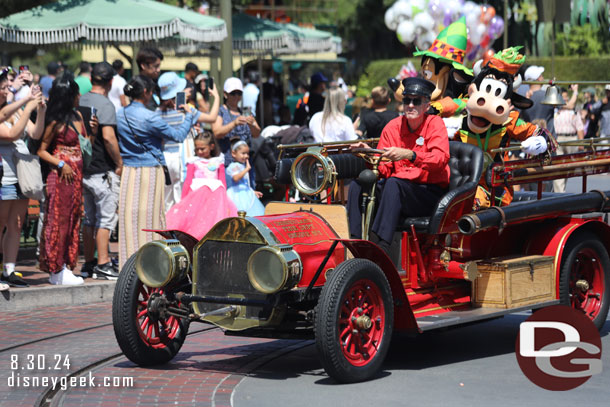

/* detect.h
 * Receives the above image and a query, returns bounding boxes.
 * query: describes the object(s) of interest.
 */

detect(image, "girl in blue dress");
[225,140,264,216]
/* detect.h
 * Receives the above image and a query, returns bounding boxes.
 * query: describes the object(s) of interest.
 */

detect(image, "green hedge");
[357,56,610,97]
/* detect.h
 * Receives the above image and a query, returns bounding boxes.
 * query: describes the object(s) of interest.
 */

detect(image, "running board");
[416,300,560,332]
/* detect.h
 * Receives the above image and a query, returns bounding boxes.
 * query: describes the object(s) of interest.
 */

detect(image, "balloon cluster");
[384,0,505,64]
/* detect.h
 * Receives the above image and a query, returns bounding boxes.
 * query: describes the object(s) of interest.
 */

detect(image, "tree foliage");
[556,23,610,56]
[0,0,54,18]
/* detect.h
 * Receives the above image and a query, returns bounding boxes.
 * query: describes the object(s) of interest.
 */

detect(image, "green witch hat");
[413,16,471,75]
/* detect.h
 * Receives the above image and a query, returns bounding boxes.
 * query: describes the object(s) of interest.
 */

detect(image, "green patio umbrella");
[0,0,227,45]
[281,23,335,53]
[230,14,336,55]
[232,13,289,51]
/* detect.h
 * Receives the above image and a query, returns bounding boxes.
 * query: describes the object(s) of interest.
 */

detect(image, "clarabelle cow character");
[457,46,553,209]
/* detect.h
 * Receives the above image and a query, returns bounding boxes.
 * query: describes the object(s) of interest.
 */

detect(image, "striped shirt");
[554,108,583,136]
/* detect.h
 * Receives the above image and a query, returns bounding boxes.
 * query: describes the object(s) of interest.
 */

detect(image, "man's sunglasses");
[229,90,243,96]
[403,97,424,106]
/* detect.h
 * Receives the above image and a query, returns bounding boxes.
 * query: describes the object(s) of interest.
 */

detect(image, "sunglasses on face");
[403,97,424,106]
[229,91,243,96]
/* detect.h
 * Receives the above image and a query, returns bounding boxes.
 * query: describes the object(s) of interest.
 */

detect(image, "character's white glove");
[520,135,548,156]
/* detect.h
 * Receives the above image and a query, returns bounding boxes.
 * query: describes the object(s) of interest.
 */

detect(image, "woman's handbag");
[78,133,93,169]
[69,122,93,170]
[13,148,44,201]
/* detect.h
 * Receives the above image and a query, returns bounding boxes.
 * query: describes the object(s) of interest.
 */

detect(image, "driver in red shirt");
[347,77,450,254]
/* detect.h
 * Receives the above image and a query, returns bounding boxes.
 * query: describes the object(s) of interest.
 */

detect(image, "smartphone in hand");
[91,106,97,117]
[242,106,252,117]
[203,77,213,101]
[176,91,186,109]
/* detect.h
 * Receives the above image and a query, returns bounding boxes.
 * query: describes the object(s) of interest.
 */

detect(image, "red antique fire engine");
[113,137,610,383]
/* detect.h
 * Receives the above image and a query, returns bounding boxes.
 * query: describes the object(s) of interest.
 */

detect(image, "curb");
[0,281,116,312]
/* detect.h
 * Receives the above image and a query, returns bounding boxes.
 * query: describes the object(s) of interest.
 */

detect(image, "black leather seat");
[397,141,484,234]
[274,157,295,185]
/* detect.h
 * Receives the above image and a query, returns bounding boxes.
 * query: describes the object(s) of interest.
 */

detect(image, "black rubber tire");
[112,253,190,366]
[315,258,393,383]
[559,232,610,331]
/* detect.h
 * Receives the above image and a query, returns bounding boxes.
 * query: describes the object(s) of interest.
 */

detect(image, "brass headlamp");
[247,245,302,294]
[291,146,337,196]
[135,240,190,288]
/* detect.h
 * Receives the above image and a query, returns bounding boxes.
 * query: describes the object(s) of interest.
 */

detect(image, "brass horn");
[541,84,566,106]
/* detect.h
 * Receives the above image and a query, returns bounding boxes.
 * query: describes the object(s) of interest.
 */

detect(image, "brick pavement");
[0,302,311,407]
[0,303,113,352]
[59,333,310,407]
[0,304,120,407]
[58,331,310,407]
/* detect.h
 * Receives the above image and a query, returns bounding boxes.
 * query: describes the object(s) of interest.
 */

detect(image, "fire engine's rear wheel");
[559,233,610,331]
[112,253,190,366]
[315,258,393,383]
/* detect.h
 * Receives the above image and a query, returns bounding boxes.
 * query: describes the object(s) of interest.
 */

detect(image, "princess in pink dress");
[166,132,237,239]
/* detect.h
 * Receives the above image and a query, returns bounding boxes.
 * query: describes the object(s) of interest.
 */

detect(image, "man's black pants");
[347,177,445,243]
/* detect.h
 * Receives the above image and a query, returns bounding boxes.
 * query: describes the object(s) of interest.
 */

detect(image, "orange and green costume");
[458,111,538,208]
[457,46,540,209]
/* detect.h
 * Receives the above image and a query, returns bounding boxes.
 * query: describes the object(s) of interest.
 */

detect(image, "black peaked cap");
[401,77,435,98]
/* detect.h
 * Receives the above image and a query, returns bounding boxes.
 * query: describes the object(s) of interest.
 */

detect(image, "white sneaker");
[49,267,84,285]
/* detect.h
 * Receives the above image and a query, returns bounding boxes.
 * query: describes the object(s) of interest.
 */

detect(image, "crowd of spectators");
[2,50,610,290]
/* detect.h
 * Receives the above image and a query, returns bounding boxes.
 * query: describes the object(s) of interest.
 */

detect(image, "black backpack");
[268,125,315,159]
[250,136,278,183]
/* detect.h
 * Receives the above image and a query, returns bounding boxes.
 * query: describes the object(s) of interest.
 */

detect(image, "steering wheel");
[351,147,390,165]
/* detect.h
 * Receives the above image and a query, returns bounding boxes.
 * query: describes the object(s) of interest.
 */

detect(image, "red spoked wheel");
[339,279,385,366]
[315,259,393,383]
[113,254,190,366]
[559,233,610,331]
[136,286,181,349]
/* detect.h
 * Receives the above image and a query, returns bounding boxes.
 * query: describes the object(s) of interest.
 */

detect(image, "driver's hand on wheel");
[382,147,412,161]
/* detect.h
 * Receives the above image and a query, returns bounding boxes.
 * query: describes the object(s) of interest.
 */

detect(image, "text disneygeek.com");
[8,372,134,391]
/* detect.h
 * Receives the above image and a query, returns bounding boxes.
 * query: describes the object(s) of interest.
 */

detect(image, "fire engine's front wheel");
[112,253,190,366]
[559,233,610,331]
[315,258,393,383]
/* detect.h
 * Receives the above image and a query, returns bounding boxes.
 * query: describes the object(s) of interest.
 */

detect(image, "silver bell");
[541,85,566,106]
